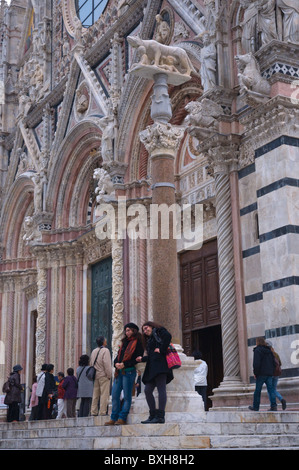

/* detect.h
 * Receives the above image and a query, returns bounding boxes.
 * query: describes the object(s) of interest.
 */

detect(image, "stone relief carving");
[93,168,115,204]
[235,52,271,106]
[35,267,47,373]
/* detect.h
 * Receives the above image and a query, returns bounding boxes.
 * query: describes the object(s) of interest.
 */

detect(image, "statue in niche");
[93,168,115,204]
[257,0,278,46]
[240,0,259,53]
[16,148,29,174]
[98,112,116,163]
[199,32,217,92]
[73,16,83,46]
[31,173,43,213]
[277,0,299,44]
[127,36,196,77]
[155,14,171,44]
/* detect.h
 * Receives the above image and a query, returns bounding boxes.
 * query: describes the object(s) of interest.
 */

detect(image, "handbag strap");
[77,366,86,382]
[93,346,103,366]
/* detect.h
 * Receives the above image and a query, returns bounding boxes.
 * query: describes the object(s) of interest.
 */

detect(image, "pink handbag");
[166,344,182,369]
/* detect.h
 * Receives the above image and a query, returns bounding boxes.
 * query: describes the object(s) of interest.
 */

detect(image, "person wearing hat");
[105,322,144,425]
[4,364,23,422]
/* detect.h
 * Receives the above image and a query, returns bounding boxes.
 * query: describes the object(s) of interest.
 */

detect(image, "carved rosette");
[139,122,185,157]
[111,237,124,359]
[35,267,47,374]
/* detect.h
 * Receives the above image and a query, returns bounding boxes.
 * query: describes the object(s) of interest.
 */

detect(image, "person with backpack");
[266,340,287,410]
[249,337,277,411]
[3,364,23,422]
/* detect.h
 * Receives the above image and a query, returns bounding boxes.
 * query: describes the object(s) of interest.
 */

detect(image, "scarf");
[115,336,138,376]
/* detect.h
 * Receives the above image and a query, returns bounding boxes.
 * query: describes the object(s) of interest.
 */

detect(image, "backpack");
[2,379,11,394]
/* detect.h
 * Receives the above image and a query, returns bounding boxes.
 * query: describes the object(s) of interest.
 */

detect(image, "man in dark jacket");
[249,337,277,411]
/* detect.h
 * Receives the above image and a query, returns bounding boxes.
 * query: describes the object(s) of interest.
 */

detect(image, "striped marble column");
[205,138,249,404]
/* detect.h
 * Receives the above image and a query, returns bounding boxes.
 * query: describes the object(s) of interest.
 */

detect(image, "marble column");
[140,120,184,343]
[35,264,47,374]
[204,137,251,406]
[132,63,205,417]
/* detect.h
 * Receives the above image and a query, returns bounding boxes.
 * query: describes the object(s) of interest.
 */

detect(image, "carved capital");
[139,122,185,158]
[198,134,241,176]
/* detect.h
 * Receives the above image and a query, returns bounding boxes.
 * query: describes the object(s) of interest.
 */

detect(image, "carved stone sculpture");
[240,0,259,53]
[93,168,115,204]
[199,32,217,92]
[185,98,222,127]
[258,0,278,46]
[127,36,196,85]
[155,14,171,44]
[185,98,223,140]
[22,216,41,244]
[277,0,299,44]
[235,52,271,105]
[98,113,116,163]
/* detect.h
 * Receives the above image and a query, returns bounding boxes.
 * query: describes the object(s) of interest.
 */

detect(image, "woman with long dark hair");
[105,322,144,425]
[136,321,173,424]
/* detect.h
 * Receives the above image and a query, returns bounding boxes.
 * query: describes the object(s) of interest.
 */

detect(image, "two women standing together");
[104,321,174,425]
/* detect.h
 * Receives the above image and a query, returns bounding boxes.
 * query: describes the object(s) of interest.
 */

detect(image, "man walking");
[249,337,277,411]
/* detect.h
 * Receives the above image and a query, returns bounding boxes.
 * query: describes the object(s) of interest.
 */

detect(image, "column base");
[210,376,254,410]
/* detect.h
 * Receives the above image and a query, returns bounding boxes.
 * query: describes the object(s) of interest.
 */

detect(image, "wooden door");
[180,239,221,355]
[91,257,112,352]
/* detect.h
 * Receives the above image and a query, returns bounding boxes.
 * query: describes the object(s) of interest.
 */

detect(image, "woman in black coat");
[4,364,23,422]
[136,321,173,424]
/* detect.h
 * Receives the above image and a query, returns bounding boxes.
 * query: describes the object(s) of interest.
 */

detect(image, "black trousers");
[7,402,19,422]
[144,373,167,411]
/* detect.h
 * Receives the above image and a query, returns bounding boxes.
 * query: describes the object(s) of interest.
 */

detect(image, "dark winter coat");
[253,345,276,377]
[4,372,23,405]
[41,372,57,403]
[142,327,174,384]
[62,375,78,399]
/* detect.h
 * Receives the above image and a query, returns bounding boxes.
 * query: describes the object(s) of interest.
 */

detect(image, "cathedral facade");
[0,0,298,413]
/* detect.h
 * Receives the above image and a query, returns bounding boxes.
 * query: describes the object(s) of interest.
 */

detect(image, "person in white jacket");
[193,351,208,411]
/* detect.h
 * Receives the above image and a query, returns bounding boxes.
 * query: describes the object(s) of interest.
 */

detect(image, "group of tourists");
[3,321,178,425]
[3,324,286,424]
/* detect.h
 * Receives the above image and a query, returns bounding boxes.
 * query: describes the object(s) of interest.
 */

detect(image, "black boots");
[141,410,156,424]
[141,409,165,424]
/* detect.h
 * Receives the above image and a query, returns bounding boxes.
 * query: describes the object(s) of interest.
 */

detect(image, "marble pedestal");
[131,347,205,422]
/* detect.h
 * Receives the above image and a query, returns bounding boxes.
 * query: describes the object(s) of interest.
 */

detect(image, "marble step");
[0,411,298,450]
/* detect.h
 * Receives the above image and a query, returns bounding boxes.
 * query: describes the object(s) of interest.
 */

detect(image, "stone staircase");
[0,410,299,450]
